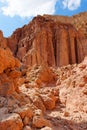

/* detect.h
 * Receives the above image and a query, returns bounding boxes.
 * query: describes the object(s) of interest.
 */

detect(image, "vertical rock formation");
[7,13,87,67]
[0,12,87,130]
[44,12,87,38]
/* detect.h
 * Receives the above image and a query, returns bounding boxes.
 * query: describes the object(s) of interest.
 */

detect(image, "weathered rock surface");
[23,125,32,130]
[32,109,51,128]
[0,30,21,96]
[0,31,20,73]
[26,65,56,87]
[7,12,87,67]
[0,12,87,130]
[44,12,87,38]
[0,113,23,130]
[0,57,87,129]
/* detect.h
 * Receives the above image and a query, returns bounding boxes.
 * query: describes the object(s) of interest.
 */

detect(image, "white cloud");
[0,0,58,17]
[62,0,81,10]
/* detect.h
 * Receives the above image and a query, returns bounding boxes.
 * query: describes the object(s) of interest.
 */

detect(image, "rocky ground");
[0,53,87,130]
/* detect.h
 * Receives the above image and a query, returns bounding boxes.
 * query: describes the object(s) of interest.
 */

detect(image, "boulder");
[0,113,23,130]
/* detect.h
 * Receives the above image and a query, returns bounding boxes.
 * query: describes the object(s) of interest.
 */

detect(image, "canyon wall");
[7,12,87,67]
[0,12,87,130]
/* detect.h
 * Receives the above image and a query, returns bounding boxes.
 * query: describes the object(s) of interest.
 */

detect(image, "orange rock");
[41,94,56,110]
[0,31,20,73]
[0,48,15,73]
[32,116,51,128]
[8,70,21,79]
[7,13,87,67]
[0,81,15,96]
[23,125,32,130]
[0,113,23,130]
[14,106,33,119]
[32,109,51,128]
[26,65,56,87]
[23,116,30,125]
[29,94,46,112]
[0,31,22,96]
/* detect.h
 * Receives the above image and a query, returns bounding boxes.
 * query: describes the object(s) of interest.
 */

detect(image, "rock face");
[1,29,87,129]
[0,12,87,130]
[44,12,87,38]
[0,30,21,96]
[7,12,87,67]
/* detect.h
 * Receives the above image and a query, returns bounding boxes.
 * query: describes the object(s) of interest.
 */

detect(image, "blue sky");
[0,0,87,37]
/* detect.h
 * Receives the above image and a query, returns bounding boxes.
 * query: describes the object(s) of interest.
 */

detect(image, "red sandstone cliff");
[44,12,87,38]
[7,12,87,67]
[0,12,87,130]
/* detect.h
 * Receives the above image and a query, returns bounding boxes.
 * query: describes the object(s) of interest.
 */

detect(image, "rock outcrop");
[7,12,87,67]
[0,30,21,96]
[0,12,87,130]
[44,12,87,38]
